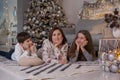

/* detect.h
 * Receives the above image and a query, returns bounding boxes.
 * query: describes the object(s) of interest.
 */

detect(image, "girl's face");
[52,29,63,46]
[22,38,33,50]
[76,33,87,45]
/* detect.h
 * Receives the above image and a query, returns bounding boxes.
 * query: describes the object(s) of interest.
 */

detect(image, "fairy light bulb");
[117,50,120,61]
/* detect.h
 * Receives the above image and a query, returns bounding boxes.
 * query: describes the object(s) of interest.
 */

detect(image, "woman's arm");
[42,39,58,63]
[60,43,68,58]
[57,43,68,64]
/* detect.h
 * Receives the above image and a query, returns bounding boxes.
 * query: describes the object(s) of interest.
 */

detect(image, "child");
[68,30,95,62]
[0,32,43,66]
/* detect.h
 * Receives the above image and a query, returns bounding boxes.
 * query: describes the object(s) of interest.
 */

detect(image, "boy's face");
[22,38,33,50]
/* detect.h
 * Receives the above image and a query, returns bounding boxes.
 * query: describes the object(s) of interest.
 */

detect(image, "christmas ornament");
[110,64,118,73]
[104,66,110,72]
[108,53,115,61]
[100,52,107,61]
[100,49,120,73]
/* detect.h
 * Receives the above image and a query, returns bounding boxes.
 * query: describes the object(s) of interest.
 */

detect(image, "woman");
[42,27,68,64]
[68,30,95,62]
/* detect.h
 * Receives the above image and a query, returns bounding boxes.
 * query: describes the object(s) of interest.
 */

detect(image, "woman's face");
[76,33,87,45]
[52,29,63,46]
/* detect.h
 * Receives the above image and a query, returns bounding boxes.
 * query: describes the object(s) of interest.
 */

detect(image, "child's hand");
[75,39,80,52]
[26,48,30,53]
[75,39,80,47]
[30,43,37,54]
[80,40,88,53]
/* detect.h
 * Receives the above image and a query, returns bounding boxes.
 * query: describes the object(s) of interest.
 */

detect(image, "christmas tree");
[23,0,72,48]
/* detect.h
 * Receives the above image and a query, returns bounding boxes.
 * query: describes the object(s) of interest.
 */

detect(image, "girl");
[68,30,95,62]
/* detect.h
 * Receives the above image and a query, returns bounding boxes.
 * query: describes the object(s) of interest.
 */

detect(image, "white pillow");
[18,57,44,66]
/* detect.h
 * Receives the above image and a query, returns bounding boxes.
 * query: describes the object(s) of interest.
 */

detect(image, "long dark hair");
[49,27,67,45]
[68,30,95,58]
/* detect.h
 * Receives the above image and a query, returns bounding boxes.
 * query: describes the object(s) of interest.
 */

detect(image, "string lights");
[79,0,120,20]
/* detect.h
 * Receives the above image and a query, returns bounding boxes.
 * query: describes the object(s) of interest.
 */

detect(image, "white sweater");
[42,39,68,63]
[11,43,37,61]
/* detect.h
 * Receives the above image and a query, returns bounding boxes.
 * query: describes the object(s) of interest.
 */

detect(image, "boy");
[0,32,43,66]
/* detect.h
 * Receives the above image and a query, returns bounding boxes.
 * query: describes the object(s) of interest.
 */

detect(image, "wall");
[17,0,23,33]
[62,0,97,25]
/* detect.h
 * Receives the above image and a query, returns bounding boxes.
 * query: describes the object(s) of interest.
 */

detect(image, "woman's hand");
[58,58,68,64]
[58,54,68,64]
[54,43,59,48]
[53,40,62,49]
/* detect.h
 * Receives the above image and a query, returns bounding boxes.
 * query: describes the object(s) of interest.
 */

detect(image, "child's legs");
[0,49,14,60]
